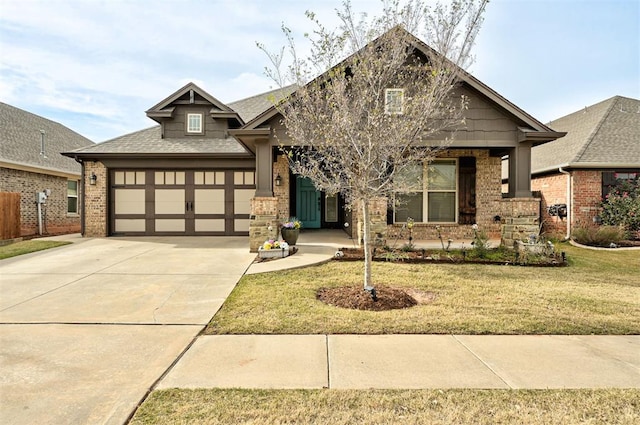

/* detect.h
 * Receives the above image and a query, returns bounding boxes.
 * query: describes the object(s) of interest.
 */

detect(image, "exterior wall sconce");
[275,174,282,186]
[89,172,97,185]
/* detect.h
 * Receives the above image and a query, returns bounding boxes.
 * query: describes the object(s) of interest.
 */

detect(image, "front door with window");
[296,176,321,228]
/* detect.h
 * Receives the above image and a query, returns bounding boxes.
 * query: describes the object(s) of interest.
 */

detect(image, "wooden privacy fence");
[0,192,21,240]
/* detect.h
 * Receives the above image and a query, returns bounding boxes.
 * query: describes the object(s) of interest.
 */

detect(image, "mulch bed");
[317,285,425,311]
[334,247,568,266]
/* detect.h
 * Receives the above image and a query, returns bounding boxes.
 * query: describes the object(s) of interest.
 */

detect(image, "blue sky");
[1,0,638,143]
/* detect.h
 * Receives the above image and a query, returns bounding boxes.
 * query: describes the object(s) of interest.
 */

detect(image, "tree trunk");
[362,199,373,290]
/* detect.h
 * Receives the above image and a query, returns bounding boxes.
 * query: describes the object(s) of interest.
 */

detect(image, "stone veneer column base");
[249,197,279,252]
[500,197,541,247]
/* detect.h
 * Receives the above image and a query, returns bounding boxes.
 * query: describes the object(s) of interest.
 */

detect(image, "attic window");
[385,88,404,115]
[187,113,203,133]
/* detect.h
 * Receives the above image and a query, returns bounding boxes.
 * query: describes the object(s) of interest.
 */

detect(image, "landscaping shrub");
[600,180,640,239]
[571,224,625,247]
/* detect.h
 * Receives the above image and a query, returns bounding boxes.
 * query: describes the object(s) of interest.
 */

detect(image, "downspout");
[559,167,571,240]
[75,157,85,236]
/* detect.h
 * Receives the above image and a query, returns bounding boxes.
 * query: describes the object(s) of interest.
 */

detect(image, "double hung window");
[394,159,457,223]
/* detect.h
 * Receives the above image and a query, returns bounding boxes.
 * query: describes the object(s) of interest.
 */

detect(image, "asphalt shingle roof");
[0,102,94,174]
[67,125,249,155]
[228,85,297,123]
[532,96,640,173]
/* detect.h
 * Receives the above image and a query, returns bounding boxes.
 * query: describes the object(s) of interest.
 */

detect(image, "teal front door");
[296,176,321,228]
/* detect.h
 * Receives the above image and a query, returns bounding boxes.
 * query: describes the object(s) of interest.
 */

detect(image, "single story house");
[529,95,640,238]
[64,28,565,251]
[0,102,94,238]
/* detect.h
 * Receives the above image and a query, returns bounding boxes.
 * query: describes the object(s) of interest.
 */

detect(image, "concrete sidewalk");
[159,334,640,390]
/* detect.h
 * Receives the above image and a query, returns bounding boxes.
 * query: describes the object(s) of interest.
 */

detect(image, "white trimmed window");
[394,159,458,223]
[67,180,78,214]
[186,113,203,133]
[385,88,404,114]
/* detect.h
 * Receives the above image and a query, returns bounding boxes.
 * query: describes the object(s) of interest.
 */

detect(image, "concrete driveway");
[0,235,255,425]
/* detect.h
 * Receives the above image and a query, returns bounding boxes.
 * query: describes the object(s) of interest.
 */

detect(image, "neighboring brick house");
[529,96,640,238]
[65,28,564,251]
[0,102,94,238]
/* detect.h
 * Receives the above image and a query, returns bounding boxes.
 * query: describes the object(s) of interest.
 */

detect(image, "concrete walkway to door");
[0,235,255,425]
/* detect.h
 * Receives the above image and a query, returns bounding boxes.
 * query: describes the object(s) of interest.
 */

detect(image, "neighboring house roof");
[228,85,297,123]
[65,125,249,157]
[532,96,640,174]
[0,102,94,177]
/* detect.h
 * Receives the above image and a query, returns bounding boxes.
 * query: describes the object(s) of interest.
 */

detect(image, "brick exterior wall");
[0,167,81,236]
[532,170,606,238]
[273,154,290,220]
[83,161,108,237]
[531,173,569,237]
[572,170,603,227]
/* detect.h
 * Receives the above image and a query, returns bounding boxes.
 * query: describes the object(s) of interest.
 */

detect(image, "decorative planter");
[258,247,290,259]
[281,228,299,245]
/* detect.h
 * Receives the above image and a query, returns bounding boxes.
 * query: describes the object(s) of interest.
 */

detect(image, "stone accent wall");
[0,167,81,236]
[83,161,108,237]
[572,170,602,227]
[273,154,290,220]
[249,197,279,252]
[500,197,541,247]
[531,172,569,237]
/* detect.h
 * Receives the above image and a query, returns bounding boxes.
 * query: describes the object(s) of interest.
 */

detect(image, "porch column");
[254,138,273,197]
[507,142,533,198]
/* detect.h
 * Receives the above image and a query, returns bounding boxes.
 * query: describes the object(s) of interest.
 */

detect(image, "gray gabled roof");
[239,27,561,140]
[0,102,94,176]
[532,96,640,174]
[228,85,297,123]
[65,125,250,157]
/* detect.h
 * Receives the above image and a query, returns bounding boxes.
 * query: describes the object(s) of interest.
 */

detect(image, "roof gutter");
[532,162,640,176]
[558,167,571,241]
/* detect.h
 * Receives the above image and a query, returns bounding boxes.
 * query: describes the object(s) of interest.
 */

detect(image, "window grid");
[394,159,458,224]
[187,113,203,133]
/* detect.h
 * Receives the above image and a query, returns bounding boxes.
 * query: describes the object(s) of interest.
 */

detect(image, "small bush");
[571,225,625,247]
[600,180,640,239]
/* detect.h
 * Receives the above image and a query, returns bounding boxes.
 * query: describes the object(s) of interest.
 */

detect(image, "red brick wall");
[83,161,108,237]
[0,167,81,236]
[532,173,569,237]
[572,170,602,227]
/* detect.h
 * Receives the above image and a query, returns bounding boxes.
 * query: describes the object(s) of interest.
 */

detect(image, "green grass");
[0,240,71,259]
[206,243,640,335]
[131,388,640,425]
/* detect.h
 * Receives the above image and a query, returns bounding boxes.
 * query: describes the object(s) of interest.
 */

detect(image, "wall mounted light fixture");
[89,172,97,185]
[275,174,282,186]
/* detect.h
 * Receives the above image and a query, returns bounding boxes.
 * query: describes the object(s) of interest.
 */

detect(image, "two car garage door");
[111,169,255,236]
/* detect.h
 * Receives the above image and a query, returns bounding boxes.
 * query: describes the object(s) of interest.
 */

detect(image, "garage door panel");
[234,189,254,215]
[115,189,145,215]
[115,219,146,232]
[155,219,185,232]
[195,219,225,232]
[155,189,185,214]
[194,189,224,214]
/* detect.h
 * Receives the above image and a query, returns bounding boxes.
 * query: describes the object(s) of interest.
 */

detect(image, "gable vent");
[189,89,194,104]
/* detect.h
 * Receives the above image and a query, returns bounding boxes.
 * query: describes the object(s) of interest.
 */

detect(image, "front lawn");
[131,388,640,425]
[0,240,71,260]
[205,243,640,335]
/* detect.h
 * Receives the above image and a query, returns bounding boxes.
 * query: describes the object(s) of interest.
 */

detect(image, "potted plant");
[258,239,290,258]
[280,217,302,245]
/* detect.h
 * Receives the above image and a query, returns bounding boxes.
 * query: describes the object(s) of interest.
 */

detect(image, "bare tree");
[260,0,489,292]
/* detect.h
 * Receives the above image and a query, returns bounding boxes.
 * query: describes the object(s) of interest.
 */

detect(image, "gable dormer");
[145,82,244,139]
